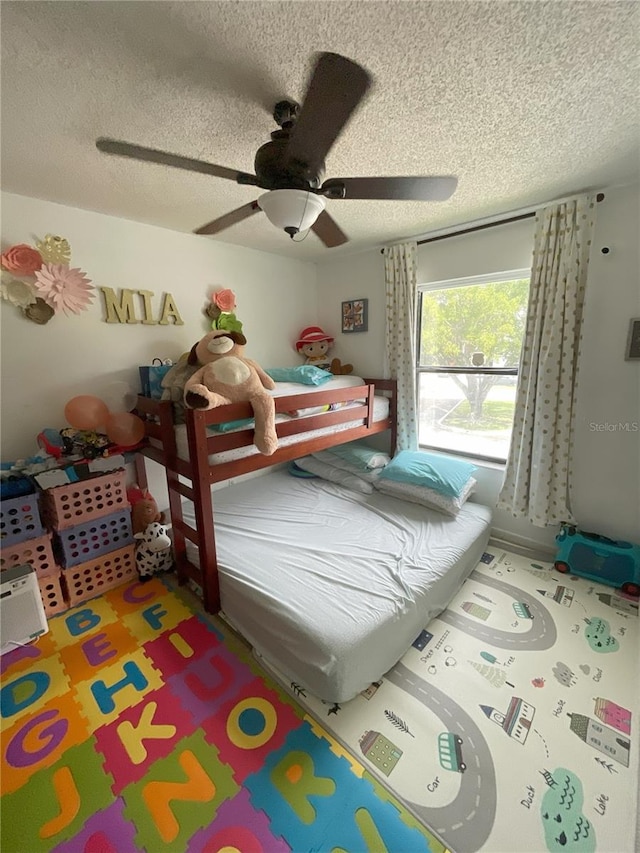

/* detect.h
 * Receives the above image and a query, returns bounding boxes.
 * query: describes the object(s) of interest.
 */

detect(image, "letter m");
[101,287,139,324]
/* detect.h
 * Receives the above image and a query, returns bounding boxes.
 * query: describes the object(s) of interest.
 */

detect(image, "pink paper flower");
[213,288,236,313]
[33,263,95,314]
[1,243,43,275]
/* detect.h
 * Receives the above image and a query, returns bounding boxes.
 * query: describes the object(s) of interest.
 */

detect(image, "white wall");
[0,192,317,504]
[572,183,640,542]
[317,184,640,549]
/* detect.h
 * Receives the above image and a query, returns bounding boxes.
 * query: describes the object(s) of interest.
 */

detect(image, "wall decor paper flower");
[0,234,94,323]
[204,286,243,333]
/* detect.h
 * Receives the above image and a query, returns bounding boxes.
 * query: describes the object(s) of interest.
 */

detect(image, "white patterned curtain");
[383,242,418,451]
[498,194,597,526]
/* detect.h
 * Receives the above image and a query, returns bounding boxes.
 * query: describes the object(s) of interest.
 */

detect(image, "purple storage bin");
[0,492,44,547]
[54,508,133,568]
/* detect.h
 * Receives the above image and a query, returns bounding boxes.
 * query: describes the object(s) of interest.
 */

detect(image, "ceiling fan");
[96,52,457,248]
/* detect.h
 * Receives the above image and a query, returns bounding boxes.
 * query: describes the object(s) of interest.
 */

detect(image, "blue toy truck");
[554,525,640,597]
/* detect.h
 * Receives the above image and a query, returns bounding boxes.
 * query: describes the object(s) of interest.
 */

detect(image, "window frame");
[416,268,530,464]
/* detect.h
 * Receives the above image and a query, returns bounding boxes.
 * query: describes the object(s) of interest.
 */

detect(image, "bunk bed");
[134,377,398,613]
[134,376,493,701]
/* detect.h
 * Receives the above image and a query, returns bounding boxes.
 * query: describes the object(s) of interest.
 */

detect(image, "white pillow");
[293,456,374,494]
[375,477,476,516]
[311,451,382,483]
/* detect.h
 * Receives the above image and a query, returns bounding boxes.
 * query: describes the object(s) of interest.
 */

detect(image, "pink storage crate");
[55,509,133,568]
[40,468,129,530]
[38,571,69,617]
[0,492,44,546]
[0,532,59,579]
[62,544,137,606]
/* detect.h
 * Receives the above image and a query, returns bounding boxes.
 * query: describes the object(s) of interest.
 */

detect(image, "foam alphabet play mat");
[0,577,443,852]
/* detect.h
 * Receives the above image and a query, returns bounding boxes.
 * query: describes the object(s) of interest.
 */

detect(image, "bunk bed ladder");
[185,408,220,613]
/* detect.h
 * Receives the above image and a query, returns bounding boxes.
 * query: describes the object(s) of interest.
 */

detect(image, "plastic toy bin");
[62,544,137,606]
[38,571,69,617]
[40,469,129,530]
[55,509,133,568]
[0,492,44,547]
[0,532,58,579]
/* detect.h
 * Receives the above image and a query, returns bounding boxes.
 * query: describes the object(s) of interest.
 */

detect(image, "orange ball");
[105,413,145,448]
[64,395,110,430]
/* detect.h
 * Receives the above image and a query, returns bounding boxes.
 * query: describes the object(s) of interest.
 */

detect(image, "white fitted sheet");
[183,469,492,702]
[175,393,389,464]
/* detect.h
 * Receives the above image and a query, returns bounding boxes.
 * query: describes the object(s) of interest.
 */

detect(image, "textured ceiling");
[1,1,638,260]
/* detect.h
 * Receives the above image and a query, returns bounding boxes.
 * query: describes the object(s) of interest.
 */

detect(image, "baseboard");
[489,527,556,561]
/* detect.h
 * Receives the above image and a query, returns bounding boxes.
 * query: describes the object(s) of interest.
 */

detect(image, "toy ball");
[64,395,110,430]
[105,412,145,448]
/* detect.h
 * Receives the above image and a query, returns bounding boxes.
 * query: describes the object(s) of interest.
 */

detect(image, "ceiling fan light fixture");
[257,189,325,237]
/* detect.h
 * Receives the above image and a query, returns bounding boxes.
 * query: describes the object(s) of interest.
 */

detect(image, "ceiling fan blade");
[311,210,348,248]
[286,53,372,176]
[96,138,258,185]
[321,176,458,201]
[194,201,261,235]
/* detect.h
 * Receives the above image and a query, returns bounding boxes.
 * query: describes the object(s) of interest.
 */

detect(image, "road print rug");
[263,547,640,853]
[0,577,444,853]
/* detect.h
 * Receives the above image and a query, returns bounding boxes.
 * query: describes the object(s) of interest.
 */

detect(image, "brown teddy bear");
[184,330,278,455]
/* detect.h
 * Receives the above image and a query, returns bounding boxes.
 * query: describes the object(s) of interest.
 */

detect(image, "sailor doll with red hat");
[295,326,335,371]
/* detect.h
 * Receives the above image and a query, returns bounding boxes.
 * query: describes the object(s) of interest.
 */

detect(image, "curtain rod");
[381,192,605,252]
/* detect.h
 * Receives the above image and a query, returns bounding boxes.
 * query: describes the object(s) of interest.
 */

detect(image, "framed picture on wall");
[342,298,368,333]
[626,318,640,360]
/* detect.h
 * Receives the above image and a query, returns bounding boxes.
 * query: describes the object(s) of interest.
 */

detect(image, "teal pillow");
[208,418,254,433]
[266,366,333,386]
[379,450,477,498]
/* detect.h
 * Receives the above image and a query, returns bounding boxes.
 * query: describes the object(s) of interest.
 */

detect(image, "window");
[417,271,529,463]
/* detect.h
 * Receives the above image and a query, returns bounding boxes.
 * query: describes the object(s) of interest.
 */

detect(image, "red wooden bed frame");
[134,378,397,613]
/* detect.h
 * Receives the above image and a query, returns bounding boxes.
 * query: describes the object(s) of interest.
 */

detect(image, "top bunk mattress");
[182,470,492,701]
[174,375,389,464]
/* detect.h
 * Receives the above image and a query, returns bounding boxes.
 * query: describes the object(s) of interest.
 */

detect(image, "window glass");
[417,275,529,462]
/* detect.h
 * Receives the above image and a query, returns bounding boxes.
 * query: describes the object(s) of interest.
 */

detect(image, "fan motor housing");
[254,131,324,191]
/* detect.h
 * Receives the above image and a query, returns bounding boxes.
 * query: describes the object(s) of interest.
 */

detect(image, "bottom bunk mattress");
[182,469,493,702]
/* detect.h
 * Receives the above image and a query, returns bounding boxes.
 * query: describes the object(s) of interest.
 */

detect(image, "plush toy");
[295,326,334,371]
[134,521,173,581]
[329,357,354,375]
[127,485,166,535]
[184,330,278,456]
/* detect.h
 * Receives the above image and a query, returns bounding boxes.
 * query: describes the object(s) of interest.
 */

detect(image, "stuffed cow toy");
[184,330,278,456]
[134,521,173,581]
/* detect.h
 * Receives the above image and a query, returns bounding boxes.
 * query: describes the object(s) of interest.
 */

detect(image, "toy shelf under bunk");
[133,378,397,613]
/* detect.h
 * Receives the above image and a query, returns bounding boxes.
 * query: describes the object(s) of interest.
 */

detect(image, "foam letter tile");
[186,788,291,853]
[1,653,70,732]
[122,594,194,645]
[48,598,119,651]
[57,619,139,683]
[1,690,90,794]
[72,649,163,734]
[245,720,355,850]
[201,675,304,783]
[105,577,172,618]
[143,614,223,677]
[121,729,239,851]
[94,683,195,795]
[0,631,58,678]
[317,770,433,852]
[167,644,255,726]
[50,797,142,853]
[0,738,114,853]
